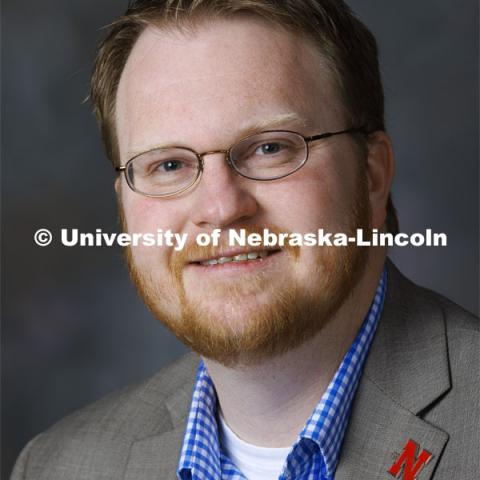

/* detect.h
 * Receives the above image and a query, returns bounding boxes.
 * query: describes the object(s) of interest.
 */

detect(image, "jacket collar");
[123,353,199,480]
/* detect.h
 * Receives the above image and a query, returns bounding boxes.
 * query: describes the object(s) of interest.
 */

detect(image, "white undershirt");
[218,410,292,480]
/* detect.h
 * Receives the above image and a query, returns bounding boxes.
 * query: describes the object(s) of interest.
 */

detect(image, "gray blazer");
[11,261,479,479]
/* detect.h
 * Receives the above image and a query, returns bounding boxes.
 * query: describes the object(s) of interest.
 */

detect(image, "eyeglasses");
[116,127,365,197]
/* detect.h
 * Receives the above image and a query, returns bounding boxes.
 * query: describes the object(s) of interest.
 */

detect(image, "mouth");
[189,248,282,267]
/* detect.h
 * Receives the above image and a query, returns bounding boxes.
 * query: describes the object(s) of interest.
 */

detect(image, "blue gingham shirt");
[178,267,387,480]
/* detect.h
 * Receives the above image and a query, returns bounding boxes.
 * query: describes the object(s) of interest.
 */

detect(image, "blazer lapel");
[334,376,449,479]
[335,260,451,479]
[124,427,187,480]
[123,355,199,480]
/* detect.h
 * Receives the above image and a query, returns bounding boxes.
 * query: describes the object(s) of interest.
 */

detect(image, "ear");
[365,131,395,230]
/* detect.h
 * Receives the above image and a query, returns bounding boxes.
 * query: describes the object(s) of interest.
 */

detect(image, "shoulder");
[380,259,479,408]
[387,258,478,336]
[10,352,199,479]
[399,267,479,343]
[41,351,199,440]
[420,285,479,387]
[387,265,479,416]
[414,281,479,380]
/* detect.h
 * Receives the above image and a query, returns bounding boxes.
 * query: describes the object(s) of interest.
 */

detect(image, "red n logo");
[388,439,433,480]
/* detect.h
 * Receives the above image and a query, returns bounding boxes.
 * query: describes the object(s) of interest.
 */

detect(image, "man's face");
[116,18,371,366]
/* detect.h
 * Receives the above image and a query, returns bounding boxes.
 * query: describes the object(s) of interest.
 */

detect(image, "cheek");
[122,196,158,233]
[297,152,361,229]
[256,165,349,233]
[120,191,187,268]
[121,190,183,234]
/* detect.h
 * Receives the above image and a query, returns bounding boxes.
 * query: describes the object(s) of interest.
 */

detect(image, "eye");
[255,142,284,155]
[147,159,188,176]
[158,160,183,172]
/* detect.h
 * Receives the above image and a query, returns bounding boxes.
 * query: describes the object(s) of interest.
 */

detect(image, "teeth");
[204,259,218,266]
[200,251,270,266]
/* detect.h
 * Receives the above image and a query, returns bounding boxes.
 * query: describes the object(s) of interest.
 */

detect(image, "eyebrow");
[237,112,309,137]
[126,112,309,159]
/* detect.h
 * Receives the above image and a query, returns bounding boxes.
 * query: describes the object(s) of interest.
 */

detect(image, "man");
[11,1,478,479]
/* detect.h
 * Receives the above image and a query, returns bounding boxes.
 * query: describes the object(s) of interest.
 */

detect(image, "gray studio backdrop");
[2,0,478,477]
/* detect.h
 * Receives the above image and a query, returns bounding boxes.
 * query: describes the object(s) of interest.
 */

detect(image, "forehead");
[116,17,344,159]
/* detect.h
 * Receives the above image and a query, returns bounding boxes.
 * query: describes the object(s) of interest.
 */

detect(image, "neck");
[202,248,386,447]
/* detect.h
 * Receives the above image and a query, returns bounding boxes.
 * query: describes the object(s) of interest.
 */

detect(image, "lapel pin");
[388,439,433,480]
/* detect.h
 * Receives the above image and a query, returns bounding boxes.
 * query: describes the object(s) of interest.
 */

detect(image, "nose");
[189,152,258,229]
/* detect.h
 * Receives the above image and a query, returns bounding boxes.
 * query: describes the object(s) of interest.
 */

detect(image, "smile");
[200,250,271,266]
[191,249,281,267]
